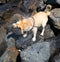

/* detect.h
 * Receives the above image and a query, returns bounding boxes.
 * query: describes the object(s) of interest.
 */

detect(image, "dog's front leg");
[23,33,27,37]
[32,27,38,41]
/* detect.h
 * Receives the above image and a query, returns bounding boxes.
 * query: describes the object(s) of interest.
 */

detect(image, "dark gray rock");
[5,32,15,48]
[15,31,33,50]
[55,34,60,49]
[44,24,55,40]
[0,2,17,12]
[0,26,7,57]
[47,0,58,5]
[20,41,51,62]
[0,41,7,57]
[20,34,60,62]
[20,0,46,13]
[50,8,60,29]
[52,53,60,62]
[1,32,19,62]
[54,55,60,62]
[0,17,5,26]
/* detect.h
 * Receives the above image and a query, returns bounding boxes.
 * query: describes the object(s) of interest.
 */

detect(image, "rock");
[20,34,60,62]
[44,24,55,40]
[55,34,60,49]
[5,33,15,48]
[0,41,7,57]
[56,0,60,5]
[0,26,7,57]
[53,53,60,62]
[20,0,46,13]
[50,8,60,29]
[0,47,19,62]
[0,2,17,13]
[15,27,44,50]
[15,31,33,50]
[0,0,6,4]
[0,2,19,17]
[0,17,5,26]
[1,32,19,62]
[47,0,58,5]
[20,41,51,62]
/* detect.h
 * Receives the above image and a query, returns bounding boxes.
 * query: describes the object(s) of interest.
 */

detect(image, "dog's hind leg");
[40,27,45,36]
[32,27,38,41]
[40,23,46,36]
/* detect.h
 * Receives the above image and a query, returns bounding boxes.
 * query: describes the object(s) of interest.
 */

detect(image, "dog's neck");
[23,17,35,31]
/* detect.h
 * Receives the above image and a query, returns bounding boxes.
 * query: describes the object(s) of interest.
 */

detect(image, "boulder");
[55,34,60,49]
[47,0,58,5]
[0,0,6,3]
[50,8,60,29]
[0,32,19,62]
[20,34,60,62]
[56,0,60,5]
[0,26,7,57]
[53,53,60,62]
[20,0,46,13]
[44,24,55,40]
[20,41,52,62]
[0,47,19,62]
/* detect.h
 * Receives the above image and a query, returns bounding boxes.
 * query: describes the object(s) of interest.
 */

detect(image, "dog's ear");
[20,15,23,21]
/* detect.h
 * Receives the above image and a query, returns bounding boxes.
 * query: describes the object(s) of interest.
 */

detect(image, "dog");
[12,5,52,41]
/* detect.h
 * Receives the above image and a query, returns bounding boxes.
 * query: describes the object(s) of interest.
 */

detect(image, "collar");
[31,16,38,28]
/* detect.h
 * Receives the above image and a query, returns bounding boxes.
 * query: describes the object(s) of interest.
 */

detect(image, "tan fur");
[13,11,50,41]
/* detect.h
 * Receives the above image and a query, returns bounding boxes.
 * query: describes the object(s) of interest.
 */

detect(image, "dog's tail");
[44,4,52,16]
[45,11,50,16]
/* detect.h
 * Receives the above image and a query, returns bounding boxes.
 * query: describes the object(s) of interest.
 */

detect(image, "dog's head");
[13,16,32,34]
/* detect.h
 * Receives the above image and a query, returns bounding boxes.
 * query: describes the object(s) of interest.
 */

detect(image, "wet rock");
[20,41,51,62]
[50,8,60,29]
[44,24,55,40]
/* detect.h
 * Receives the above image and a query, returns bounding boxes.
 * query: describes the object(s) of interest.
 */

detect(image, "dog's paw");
[23,34,27,38]
[32,37,36,42]
[40,33,44,36]
[12,23,16,28]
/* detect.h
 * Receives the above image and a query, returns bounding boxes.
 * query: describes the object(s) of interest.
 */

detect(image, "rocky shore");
[0,0,60,62]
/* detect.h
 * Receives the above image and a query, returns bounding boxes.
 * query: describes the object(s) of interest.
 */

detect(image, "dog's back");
[33,11,50,27]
